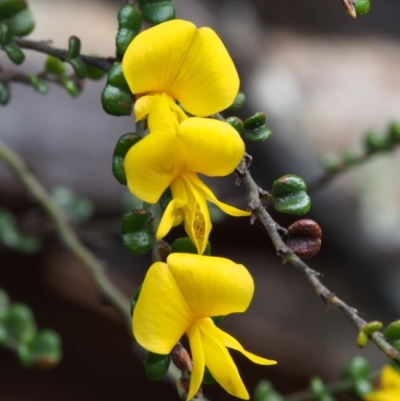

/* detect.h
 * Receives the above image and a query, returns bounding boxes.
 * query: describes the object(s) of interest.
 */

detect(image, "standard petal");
[133,262,193,354]
[166,253,254,318]
[171,27,239,116]
[122,20,197,95]
[198,318,249,399]
[190,174,251,217]
[212,325,277,366]
[125,131,183,203]
[179,118,245,176]
[186,322,206,401]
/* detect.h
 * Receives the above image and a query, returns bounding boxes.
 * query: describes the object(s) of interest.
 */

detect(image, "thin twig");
[0,139,131,330]
[236,156,400,364]
[14,38,116,72]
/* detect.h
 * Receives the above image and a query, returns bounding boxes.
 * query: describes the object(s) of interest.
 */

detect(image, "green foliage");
[86,57,106,80]
[50,187,93,224]
[0,81,11,105]
[112,133,142,185]
[170,237,211,256]
[202,366,217,385]
[159,187,172,211]
[271,174,311,215]
[0,0,27,20]
[226,116,244,134]
[0,207,41,253]
[243,112,272,142]
[121,209,153,255]
[116,4,142,60]
[144,351,170,380]
[101,63,132,116]
[226,91,246,112]
[0,289,63,369]
[8,8,34,36]
[138,0,176,25]
[253,380,283,401]
[354,0,371,16]
[66,36,87,79]
[27,73,48,94]
[342,356,373,398]
[45,55,67,75]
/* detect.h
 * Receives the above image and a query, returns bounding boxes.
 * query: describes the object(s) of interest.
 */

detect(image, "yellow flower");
[133,253,277,400]
[364,365,400,401]
[122,19,239,125]
[124,117,250,255]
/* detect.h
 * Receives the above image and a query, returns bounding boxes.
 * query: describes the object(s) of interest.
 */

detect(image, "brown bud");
[287,219,322,259]
[177,376,203,399]
[341,0,357,19]
[157,239,171,262]
[171,343,192,372]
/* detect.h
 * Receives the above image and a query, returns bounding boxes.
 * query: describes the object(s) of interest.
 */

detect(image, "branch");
[14,38,116,72]
[236,155,400,364]
[0,139,131,330]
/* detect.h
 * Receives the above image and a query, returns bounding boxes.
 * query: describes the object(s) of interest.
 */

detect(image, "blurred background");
[1,0,400,399]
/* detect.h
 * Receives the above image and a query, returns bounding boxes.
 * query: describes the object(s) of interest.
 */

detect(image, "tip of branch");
[341,0,357,19]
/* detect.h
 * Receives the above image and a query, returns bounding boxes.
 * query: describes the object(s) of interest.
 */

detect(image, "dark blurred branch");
[0,139,131,330]
[236,155,400,365]
[14,38,115,72]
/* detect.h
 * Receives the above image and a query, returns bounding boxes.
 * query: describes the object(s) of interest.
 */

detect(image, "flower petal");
[179,118,245,176]
[381,365,400,389]
[157,177,188,240]
[166,253,254,318]
[190,174,251,217]
[122,20,197,96]
[172,27,239,116]
[212,325,277,366]
[125,130,183,203]
[186,322,206,401]
[133,261,193,354]
[122,19,239,117]
[198,318,249,399]
[364,389,400,401]
[135,93,188,133]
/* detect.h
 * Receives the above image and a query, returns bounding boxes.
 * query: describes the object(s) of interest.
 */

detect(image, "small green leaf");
[226,91,246,112]
[243,112,266,130]
[357,331,368,348]
[362,321,383,335]
[226,116,243,134]
[30,329,62,369]
[101,85,133,116]
[144,351,170,380]
[121,209,153,255]
[272,174,310,215]
[3,42,25,64]
[112,133,142,185]
[67,35,81,60]
[8,8,35,36]
[354,0,370,15]
[364,131,390,153]
[353,379,373,398]
[138,0,175,24]
[4,303,36,344]
[45,56,66,76]
[28,74,48,94]
[243,126,272,142]
[340,147,359,166]
[202,366,217,385]
[106,63,130,92]
[116,5,142,59]
[69,57,87,79]
[309,376,326,399]
[384,320,400,342]
[387,121,400,144]
[319,153,341,173]
[170,237,211,256]
[130,284,142,316]
[0,0,27,20]
[253,380,283,401]
[342,356,370,380]
[61,77,80,97]
[86,62,105,81]
[0,82,11,105]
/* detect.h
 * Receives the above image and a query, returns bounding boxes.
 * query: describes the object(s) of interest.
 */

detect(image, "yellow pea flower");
[122,19,239,126]
[133,253,277,400]
[364,365,400,401]
[124,117,250,255]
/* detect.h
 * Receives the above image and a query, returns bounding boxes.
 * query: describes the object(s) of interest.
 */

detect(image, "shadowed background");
[1,0,400,399]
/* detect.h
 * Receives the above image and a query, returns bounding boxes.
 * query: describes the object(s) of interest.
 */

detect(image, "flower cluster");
[122,19,276,399]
